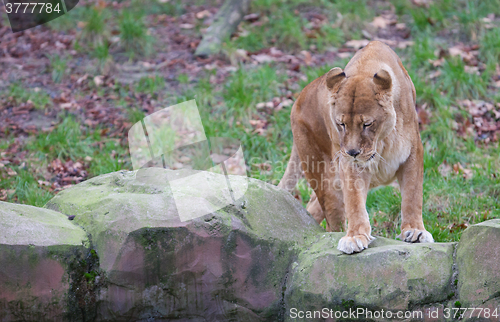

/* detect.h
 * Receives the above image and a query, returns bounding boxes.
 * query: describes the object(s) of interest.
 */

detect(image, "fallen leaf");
[256,102,274,109]
[411,0,432,7]
[429,57,445,67]
[397,41,414,49]
[300,50,312,65]
[453,163,473,179]
[438,162,451,177]
[77,74,88,85]
[449,46,465,57]
[395,23,406,30]
[337,52,352,59]
[37,180,51,186]
[60,102,73,109]
[195,10,211,19]
[180,23,195,29]
[252,54,275,63]
[243,13,260,22]
[427,70,441,79]
[344,39,370,49]
[94,75,104,87]
[371,16,388,29]
[55,41,66,49]
[464,65,479,75]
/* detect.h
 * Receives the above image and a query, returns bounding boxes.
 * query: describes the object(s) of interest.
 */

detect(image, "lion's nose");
[347,149,360,157]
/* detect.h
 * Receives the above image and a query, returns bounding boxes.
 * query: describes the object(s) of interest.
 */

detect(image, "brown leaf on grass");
[344,39,370,49]
[427,70,441,80]
[453,163,473,179]
[256,102,274,109]
[397,41,414,49]
[438,162,452,177]
[249,119,267,136]
[256,98,293,112]
[254,163,272,175]
[300,50,313,66]
[371,16,389,29]
[447,222,469,232]
[448,44,478,64]
[37,180,51,186]
[195,10,212,19]
[429,57,445,67]
[180,23,195,29]
[243,13,260,22]
[458,99,492,116]
[448,45,465,57]
[411,0,432,7]
[93,75,104,87]
[395,23,407,30]
[464,66,480,75]
[252,54,275,63]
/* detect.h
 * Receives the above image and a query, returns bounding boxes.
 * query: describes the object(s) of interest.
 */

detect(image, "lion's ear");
[373,69,392,90]
[326,67,345,90]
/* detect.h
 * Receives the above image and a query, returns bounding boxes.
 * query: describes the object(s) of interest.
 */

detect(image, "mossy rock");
[0,201,90,321]
[45,168,323,321]
[284,232,456,320]
[457,219,500,307]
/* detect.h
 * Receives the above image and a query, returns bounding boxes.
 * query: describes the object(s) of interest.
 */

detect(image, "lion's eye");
[337,123,345,128]
[363,122,373,128]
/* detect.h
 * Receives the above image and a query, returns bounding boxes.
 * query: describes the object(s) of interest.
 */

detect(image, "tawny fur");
[278,41,434,254]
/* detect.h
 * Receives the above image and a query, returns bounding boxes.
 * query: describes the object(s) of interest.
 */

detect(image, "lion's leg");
[306,192,327,229]
[306,185,345,232]
[337,160,375,254]
[321,186,345,232]
[396,143,434,243]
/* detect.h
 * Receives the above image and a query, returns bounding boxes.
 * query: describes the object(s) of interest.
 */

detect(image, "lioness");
[279,41,434,254]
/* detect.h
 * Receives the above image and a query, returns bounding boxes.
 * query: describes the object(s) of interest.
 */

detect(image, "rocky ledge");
[0,168,498,321]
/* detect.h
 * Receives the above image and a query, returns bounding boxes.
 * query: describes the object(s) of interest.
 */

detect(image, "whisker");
[376,152,388,165]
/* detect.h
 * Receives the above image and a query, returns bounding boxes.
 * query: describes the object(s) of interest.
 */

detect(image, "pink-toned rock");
[0,201,89,321]
[45,169,322,320]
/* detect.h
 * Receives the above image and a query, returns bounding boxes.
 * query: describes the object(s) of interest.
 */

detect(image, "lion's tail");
[278,144,302,192]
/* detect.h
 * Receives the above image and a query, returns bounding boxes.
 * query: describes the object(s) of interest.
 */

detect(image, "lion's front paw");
[397,228,434,243]
[337,234,375,254]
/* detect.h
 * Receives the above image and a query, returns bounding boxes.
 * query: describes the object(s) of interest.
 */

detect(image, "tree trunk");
[194,0,251,58]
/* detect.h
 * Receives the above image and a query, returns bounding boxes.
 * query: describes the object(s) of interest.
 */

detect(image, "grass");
[49,54,68,83]
[3,83,52,110]
[3,0,500,244]
[118,9,152,58]
[136,75,166,97]
[81,6,108,47]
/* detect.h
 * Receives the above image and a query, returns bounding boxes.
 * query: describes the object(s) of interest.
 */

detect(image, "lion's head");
[325,67,397,163]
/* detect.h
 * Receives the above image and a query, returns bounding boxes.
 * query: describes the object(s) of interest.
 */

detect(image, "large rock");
[45,168,323,321]
[457,219,500,307]
[0,201,90,321]
[284,233,456,320]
